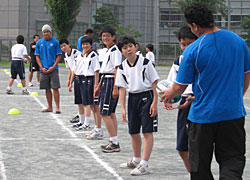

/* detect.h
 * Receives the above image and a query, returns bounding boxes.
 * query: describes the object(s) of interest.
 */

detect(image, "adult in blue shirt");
[35,24,62,114]
[77,29,95,52]
[160,3,250,180]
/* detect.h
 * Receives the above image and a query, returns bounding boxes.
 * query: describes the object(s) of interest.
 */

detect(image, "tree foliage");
[92,6,142,43]
[241,15,250,46]
[47,0,82,40]
[176,0,228,18]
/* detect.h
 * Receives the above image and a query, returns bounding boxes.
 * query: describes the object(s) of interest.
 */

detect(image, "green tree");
[241,15,250,46]
[176,0,228,17]
[92,6,142,43]
[47,0,82,40]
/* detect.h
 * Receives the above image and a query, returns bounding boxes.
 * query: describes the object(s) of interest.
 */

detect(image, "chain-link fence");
[0,39,181,66]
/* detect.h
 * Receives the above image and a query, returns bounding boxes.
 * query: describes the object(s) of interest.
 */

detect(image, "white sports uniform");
[146,51,155,65]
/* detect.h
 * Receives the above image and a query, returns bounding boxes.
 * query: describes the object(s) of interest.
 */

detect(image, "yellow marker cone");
[4,69,8,72]
[7,72,11,75]
[8,108,20,115]
[30,92,38,96]
[17,83,23,87]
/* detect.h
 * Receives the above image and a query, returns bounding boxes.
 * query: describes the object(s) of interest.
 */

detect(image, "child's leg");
[53,88,60,112]
[29,71,33,83]
[131,133,142,158]
[91,105,101,128]
[7,78,15,87]
[110,113,117,135]
[102,114,117,137]
[178,151,190,172]
[21,78,26,87]
[83,105,91,126]
[142,133,153,162]
[45,88,53,111]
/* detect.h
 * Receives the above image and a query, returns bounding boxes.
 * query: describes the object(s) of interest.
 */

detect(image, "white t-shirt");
[116,55,159,93]
[64,48,80,71]
[146,51,155,64]
[167,55,193,96]
[11,44,28,60]
[100,45,122,74]
[73,51,100,76]
[97,48,108,63]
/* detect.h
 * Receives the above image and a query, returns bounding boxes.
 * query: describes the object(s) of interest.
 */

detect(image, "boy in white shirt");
[7,35,31,95]
[60,39,82,123]
[116,36,159,176]
[69,37,103,139]
[145,44,155,65]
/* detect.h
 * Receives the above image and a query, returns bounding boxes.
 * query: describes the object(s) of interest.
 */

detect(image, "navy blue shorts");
[128,90,158,134]
[176,96,191,152]
[99,77,118,115]
[11,60,25,79]
[74,77,82,104]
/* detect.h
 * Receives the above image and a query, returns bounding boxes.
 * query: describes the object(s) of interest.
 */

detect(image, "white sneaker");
[76,124,91,131]
[22,89,29,95]
[28,82,33,87]
[6,89,14,94]
[86,130,103,140]
[130,165,149,176]
[120,159,139,169]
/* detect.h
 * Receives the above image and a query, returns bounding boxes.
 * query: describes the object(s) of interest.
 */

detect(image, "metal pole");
[155,0,160,65]
[27,0,30,52]
[227,0,231,30]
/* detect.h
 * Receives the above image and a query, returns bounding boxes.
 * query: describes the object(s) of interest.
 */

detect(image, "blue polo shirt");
[176,29,250,123]
[35,37,61,70]
[77,35,95,52]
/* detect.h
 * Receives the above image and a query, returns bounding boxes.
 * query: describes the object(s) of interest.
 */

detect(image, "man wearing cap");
[35,24,62,113]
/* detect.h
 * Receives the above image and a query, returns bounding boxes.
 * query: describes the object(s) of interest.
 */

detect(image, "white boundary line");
[0,150,7,180]
[8,73,123,180]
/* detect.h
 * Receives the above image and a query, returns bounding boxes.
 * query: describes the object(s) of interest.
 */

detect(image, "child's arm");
[68,71,75,92]
[94,70,100,98]
[67,69,72,87]
[112,66,119,98]
[23,54,31,63]
[119,87,128,123]
[150,80,158,117]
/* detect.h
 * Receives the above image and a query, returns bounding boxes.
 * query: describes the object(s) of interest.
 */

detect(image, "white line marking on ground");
[0,150,7,180]
[10,78,124,180]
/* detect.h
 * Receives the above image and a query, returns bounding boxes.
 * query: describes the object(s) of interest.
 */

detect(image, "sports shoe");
[72,123,82,128]
[28,82,33,87]
[70,115,79,123]
[130,165,149,176]
[22,89,29,95]
[120,159,139,169]
[85,128,96,136]
[6,89,14,94]
[101,141,111,149]
[75,124,91,131]
[102,142,120,153]
[86,130,103,140]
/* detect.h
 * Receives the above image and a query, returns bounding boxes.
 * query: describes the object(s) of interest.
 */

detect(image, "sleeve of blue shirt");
[55,40,62,55]
[176,48,195,85]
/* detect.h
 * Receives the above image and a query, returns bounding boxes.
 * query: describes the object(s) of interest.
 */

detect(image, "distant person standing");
[77,29,95,52]
[35,24,62,114]
[6,35,31,95]
[145,44,155,65]
[28,34,40,87]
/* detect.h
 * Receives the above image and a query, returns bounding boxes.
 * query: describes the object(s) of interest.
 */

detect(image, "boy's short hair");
[59,39,69,45]
[85,29,94,34]
[33,34,40,39]
[146,44,154,51]
[100,26,116,36]
[16,35,24,44]
[81,36,93,45]
[184,3,214,28]
[117,36,136,51]
[177,25,198,41]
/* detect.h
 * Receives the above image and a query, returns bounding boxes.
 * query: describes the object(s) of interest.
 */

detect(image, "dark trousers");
[187,117,246,180]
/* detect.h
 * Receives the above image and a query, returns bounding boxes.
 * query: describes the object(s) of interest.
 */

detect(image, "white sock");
[139,160,148,167]
[79,114,85,124]
[95,128,101,132]
[22,87,27,91]
[7,86,11,90]
[133,157,141,164]
[110,136,118,145]
[84,117,90,126]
